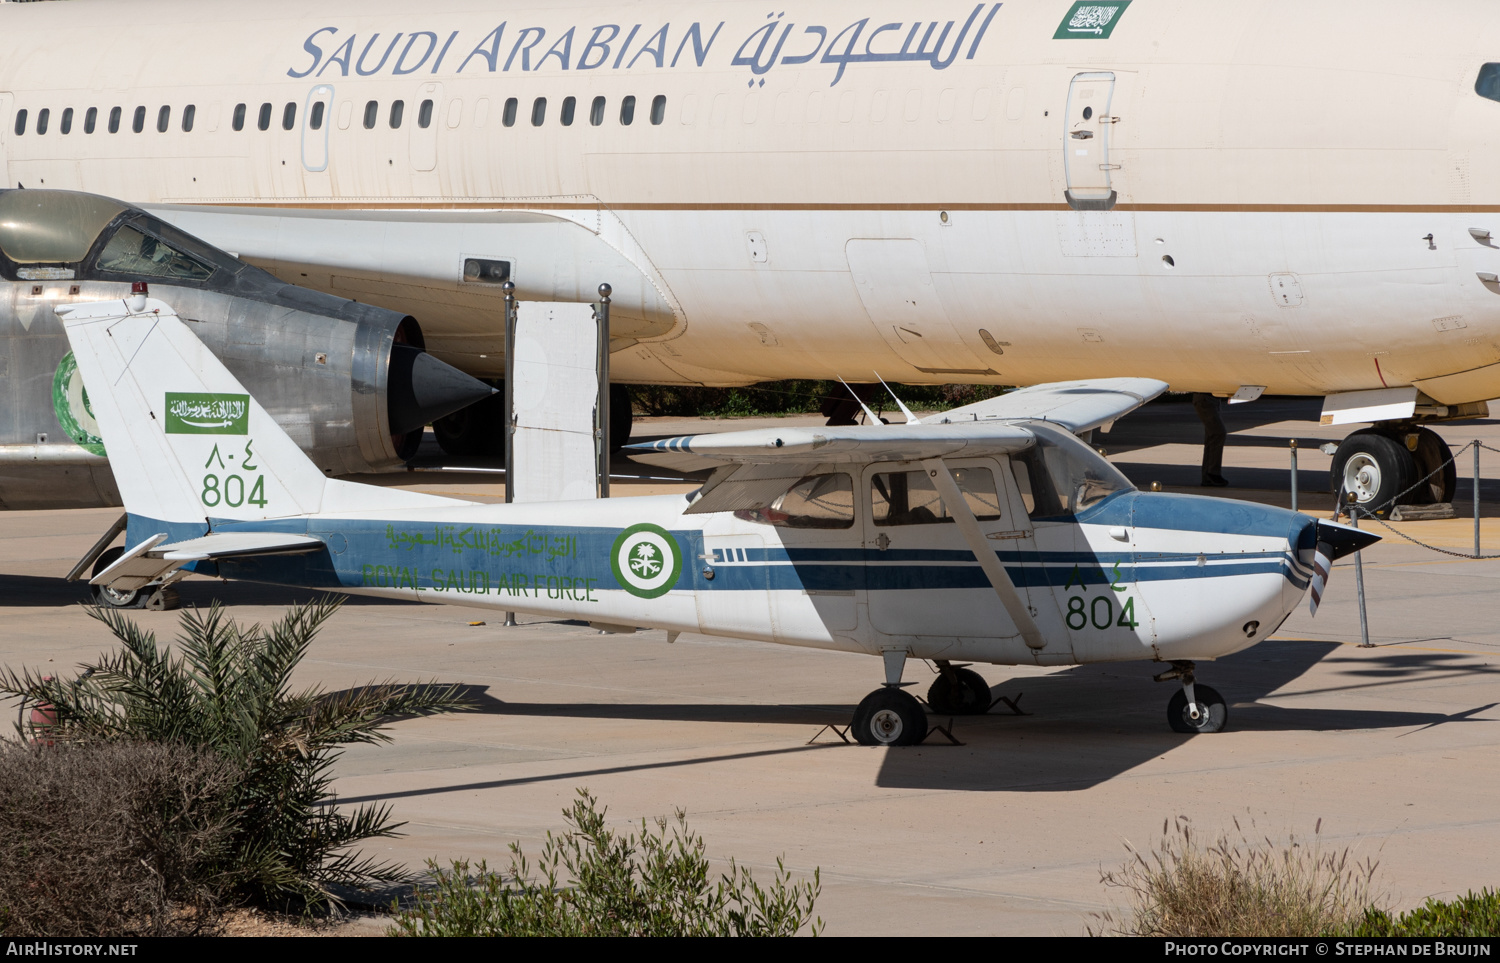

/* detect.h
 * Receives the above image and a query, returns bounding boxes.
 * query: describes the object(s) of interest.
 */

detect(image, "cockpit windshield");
[95,224,213,281]
[1011,421,1134,517]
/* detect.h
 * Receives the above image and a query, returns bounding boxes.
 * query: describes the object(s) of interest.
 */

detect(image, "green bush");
[1092,816,1379,937]
[0,598,473,910]
[391,789,821,936]
[627,381,1007,419]
[0,740,237,936]
[1353,889,1500,936]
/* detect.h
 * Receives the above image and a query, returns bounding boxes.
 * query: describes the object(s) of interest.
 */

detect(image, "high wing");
[627,377,1167,517]
[927,377,1169,432]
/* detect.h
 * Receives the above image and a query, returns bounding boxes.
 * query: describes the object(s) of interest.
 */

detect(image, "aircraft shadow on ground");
[326,639,1496,803]
[0,573,415,609]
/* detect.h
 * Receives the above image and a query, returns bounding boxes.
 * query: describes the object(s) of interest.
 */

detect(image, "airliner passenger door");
[1064,72,1116,209]
[301,85,334,173]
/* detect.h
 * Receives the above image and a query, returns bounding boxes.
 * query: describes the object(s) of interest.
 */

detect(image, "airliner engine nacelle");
[0,189,491,509]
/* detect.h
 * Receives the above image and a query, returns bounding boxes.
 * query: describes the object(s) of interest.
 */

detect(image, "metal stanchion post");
[1348,492,1372,648]
[1289,438,1299,513]
[503,280,517,628]
[597,283,611,499]
[1475,440,1482,558]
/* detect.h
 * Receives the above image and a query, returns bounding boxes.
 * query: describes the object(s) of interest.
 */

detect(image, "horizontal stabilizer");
[928,378,1169,433]
[90,531,325,592]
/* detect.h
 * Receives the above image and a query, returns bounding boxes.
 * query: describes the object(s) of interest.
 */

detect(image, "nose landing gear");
[1155,660,1228,733]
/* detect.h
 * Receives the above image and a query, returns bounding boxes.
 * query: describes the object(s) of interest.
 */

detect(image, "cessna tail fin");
[59,296,461,526]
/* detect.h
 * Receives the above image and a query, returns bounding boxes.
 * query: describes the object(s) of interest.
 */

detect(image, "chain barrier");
[1336,439,1500,559]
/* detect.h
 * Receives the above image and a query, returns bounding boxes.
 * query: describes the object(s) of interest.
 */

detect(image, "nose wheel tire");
[1167,684,1228,734]
[851,688,929,746]
[1329,431,1416,518]
[926,667,992,715]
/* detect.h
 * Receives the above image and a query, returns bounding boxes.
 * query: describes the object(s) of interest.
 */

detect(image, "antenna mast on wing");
[874,373,919,425]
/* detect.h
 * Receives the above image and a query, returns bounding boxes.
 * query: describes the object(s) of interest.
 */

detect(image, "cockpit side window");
[94,225,213,282]
[871,467,1001,526]
[735,472,856,529]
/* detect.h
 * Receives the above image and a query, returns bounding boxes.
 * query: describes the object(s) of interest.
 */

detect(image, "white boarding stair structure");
[59,295,467,593]
[629,376,1171,651]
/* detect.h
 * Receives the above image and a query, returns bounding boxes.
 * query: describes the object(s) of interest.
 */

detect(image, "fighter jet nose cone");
[387,344,495,436]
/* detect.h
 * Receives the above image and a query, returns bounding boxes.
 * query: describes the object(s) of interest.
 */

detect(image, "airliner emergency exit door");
[301,85,334,173]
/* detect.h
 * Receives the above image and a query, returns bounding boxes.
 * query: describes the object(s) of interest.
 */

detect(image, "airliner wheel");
[927,667,992,715]
[1410,427,1457,505]
[851,688,929,746]
[1167,684,1228,734]
[1329,431,1416,517]
[88,546,145,609]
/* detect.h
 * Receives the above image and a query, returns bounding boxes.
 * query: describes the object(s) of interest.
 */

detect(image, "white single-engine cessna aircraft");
[62,294,1377,743]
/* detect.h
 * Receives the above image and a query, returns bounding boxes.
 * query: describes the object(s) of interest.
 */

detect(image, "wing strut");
[921,458,1047,650]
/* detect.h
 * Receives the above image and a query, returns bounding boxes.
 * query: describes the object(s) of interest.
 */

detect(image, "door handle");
[1070,130,1094,139]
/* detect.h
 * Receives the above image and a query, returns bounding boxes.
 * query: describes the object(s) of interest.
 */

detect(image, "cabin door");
[1063,72,1117,209]
[411,83,442,172]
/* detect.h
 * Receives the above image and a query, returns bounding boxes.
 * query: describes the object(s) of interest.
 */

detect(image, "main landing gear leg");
[850,649,929,746]
[1155,660,1228,734]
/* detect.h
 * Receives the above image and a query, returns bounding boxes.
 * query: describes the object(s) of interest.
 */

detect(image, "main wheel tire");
[1330,431,1416,517]
[1167,684,1228,734]
[851,688,929,746]
[89,546,146,609]
[1410,427,1457,505]
[926,668,992,715]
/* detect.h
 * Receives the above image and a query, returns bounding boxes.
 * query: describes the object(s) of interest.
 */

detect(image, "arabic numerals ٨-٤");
[200,441,267,509]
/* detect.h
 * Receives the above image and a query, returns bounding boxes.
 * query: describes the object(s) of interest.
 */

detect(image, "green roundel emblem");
[610,523,682,599]
[52,352,105,456]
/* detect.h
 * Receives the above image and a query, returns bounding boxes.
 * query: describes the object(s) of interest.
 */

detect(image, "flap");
[155,532,325,561]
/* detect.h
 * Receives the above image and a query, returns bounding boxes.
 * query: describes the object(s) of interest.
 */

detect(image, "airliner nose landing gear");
[1155,660,1228,734]
[850,649,930,746]
[1330,427,1456,516]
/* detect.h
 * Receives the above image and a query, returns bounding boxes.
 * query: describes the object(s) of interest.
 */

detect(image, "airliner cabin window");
[12,109,25,136]
[257,103,272,131]
[1477,63,1500,102]
[36,109,49,135]
[232,103,246,131]
[590,96,605,126]
[156,106,170,133]
[650,95,666,125]
[388,100,404,129]
[619,95,636,125]
[417,99,433,128]
[870,467,1001,526]
[281,102,295,130]
[60,108,73,135]
[531,97,546,126]
[132,106,145,133]
[182,105,195,132]
[108,107,121,133]
[735,473,856,529]
[502,97,517,127]
[84,107,97,134]
[363,100,378,129]
[560,96,576,126]
[96,226,213,282]
[309,101,324,131]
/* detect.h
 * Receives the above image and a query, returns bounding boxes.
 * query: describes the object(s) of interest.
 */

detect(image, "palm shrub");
[0,597,473,909]
[391,789,822,936]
